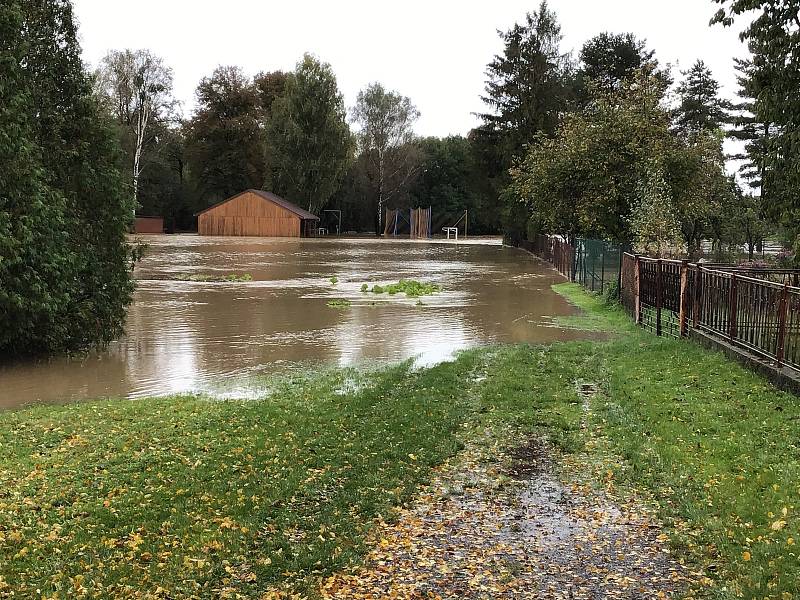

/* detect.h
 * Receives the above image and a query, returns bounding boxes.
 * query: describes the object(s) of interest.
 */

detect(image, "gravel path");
[321,430,696,599]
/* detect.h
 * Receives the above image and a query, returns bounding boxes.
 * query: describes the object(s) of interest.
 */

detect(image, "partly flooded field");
[1,235,590,407]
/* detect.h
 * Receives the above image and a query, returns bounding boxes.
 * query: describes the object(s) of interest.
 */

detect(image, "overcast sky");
[73,0,750,138]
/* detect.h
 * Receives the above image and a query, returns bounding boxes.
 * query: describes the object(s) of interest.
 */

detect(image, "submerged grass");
[370,280,440,298]
[176,273,253,283]
[2,283,799,598]
[326,299,351,309]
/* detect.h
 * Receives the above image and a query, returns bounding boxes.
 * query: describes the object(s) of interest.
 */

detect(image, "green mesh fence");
[573,239,627,294]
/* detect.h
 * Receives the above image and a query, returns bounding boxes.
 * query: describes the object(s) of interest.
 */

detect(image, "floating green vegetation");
[330,276,339,285]
[371,280,440,298]
[326,299,351,308]
[177,273,253,282]
[360,283,369,293]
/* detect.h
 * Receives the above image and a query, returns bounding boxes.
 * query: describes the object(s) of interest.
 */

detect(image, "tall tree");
[253,70,289,115]
[712,0,800,251]
[267,54,353,215]
[578,32,660,94]
[185,66,266,206]
[478,1,571,163]
[1,0,136,356]
[667,130,733,258]
[351,82,420,233]
[508,70,674,243]
[507,68,733,254]
[473,1,572,241]
[0,0,72,355]
[95,49,176,209]
[673,60,730,137]
[728,56,772,198]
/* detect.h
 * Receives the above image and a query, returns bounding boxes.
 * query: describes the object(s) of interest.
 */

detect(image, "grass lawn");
[1,284,799,599]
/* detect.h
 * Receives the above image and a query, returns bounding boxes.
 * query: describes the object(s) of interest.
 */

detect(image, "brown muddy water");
[1,236,590,408]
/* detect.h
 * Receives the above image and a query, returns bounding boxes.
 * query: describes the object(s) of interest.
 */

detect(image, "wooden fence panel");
[620,253,636,316]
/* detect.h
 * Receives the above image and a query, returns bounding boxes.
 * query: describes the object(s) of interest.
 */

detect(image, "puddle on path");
[320,431,695,599]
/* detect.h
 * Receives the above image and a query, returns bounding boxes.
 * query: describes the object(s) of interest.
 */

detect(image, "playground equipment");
[410,207,432,238]
[384,207,432,238]
[323,209,341,235]
[383,207,468,240]
[449,210,468,238]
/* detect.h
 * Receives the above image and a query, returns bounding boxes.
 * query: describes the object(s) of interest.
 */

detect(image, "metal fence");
[573,238,627,294]
[521,235,627,294]
[620,254,800,372]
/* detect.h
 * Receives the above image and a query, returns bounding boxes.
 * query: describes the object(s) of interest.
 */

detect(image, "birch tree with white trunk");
[351,83,420,234]
[96,49,176,211]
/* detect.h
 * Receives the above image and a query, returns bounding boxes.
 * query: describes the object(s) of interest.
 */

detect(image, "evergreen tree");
[673,60,730,137]
[267,54,354,215]
[0,0,72,354]
[713,0,800,251]
[474,1,571,241]
[578,32,662,95]
[478,1,571,163]
[1,0,136,355]
[728,56,772,197]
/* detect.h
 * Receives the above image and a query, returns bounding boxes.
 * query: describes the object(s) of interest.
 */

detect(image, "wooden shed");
[196,190,319,237]
[134,216,164,234]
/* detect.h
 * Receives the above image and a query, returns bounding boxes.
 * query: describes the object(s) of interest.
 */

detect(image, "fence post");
[600,245,606,294]
[571,243,577,282]
[728,273,738,341]
[656,259,663,336]
[679,260,689,337]
[692,265,701,328]
[634,254,641,324]
[777,283,789,366]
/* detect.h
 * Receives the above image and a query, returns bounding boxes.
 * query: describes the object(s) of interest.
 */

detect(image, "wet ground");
[320,428,695,599]
[1,235,588,408]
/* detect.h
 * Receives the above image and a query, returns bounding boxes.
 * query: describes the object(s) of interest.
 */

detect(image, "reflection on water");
[1,236,590,408]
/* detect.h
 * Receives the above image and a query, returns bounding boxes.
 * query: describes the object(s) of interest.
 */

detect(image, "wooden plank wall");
[198,191,301,237]
[134,217,164,234]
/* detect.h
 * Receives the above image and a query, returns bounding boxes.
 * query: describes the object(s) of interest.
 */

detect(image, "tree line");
[488,2,792,261]
[110,1,796,258]
[97,52,500,235]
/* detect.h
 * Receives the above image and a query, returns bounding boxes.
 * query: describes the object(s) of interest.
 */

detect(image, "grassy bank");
[549,285,800,599]
[1,285,799,598]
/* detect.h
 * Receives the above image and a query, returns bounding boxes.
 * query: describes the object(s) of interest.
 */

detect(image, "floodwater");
[1,236,589,408]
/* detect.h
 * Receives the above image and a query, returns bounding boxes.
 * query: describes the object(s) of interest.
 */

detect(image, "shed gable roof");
[195,190,319,220]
